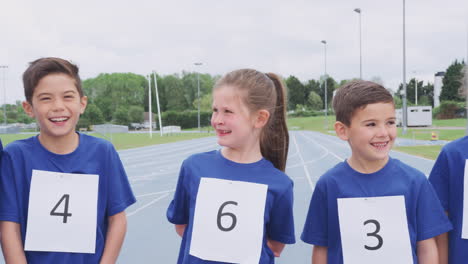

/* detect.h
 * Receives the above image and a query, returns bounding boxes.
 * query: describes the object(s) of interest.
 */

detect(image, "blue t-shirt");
[301,157,452,264]
[0,133,136,264]
[429,136,468,264]
[167,150,296,264]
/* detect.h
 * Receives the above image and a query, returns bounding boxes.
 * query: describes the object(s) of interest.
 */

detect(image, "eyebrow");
[362,117,396,122]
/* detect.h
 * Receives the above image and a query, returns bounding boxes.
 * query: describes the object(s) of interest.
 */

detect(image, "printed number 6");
[217,201,238,232]
[363,219,383,250]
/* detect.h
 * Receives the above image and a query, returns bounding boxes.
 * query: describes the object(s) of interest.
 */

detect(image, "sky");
[0,0,467,104]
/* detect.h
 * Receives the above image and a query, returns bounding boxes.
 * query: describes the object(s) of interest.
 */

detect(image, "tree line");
[0,60,465,128]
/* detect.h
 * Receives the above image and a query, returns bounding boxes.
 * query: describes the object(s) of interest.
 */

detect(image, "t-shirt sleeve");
[167,160,190,225]
[266,181,296,244]
[301,182,328,246]
[106,145,136,216]
[0,151,20,223]
[416,178,453,241]
[428,148,449,211]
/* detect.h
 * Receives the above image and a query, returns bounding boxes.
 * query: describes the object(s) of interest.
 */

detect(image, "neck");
[347,155,389,174]
[38,132,80,155]
[221,139,262,164]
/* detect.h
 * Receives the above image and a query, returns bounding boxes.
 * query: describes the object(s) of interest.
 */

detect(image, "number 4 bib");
[190,178,268,264]
[25,170,99,253]
[337,196,412,264]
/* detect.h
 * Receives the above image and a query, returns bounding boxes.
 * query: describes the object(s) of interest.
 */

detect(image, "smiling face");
[336,102,397,172]
[211,86,261,153]
[23,73,87,145]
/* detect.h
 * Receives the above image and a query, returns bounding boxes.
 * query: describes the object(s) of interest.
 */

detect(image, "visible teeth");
[372,143,387,147]
[50,117,68,122]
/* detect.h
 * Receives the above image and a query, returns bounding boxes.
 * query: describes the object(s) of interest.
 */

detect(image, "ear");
[254,109,270,128]
[334,121,350,141]
[22,101,35,118]
[79,96,88,114]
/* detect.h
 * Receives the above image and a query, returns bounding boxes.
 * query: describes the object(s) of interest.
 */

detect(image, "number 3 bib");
[25,170,99,253]
[337,195,412,264]
[190,178,268,264]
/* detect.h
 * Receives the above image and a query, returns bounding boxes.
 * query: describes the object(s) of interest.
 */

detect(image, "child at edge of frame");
[0,57,136,264]
[166,69,296,263]
[301,80,452,264]
[429,128,468,264]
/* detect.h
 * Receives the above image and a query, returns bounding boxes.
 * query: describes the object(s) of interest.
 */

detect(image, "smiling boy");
[301,80,452,264]
[0,57,136,263]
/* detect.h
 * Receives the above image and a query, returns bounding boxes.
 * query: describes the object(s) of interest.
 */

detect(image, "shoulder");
[316,162,348,184]
[184,150,217,164]
[389,158,426,181]
[440,136,468,155]
[3,136,36,156]
[79,133,115,152]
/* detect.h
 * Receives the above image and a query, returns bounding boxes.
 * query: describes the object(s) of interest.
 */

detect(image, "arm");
[100,212,127,264]
[434,232,449,264]
[312,245,327,264]
[417,237,438,264]
[175,224,187,237]
[0,221,27,264]
[267,239,285,257]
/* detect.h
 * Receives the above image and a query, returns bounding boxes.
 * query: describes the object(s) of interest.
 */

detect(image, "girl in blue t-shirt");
[167,69,295,263]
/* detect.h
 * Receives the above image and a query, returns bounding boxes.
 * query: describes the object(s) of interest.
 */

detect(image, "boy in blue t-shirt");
[0,57,136,263]
[429,136,468,263]
[301,80,452,263]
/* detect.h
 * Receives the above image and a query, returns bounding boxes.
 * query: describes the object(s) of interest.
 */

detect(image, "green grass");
[0,132,213,150]
[287,115,334,134]
[397,128,465,141]
[393,145,443,160]
[433,118,466,127]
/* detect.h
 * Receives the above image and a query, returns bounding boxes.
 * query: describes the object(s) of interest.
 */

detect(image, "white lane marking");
[127,193,171,217]
[136,189,175,198]
[291,133,314,191]
[299,131,345,161]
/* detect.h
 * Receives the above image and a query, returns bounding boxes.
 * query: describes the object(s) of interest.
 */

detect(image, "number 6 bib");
[337,196,412,264]
[190,178,267,264]
[25,170,99,253]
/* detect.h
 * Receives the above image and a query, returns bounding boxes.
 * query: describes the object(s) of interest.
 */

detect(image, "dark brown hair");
[333,80,394,126]
[23,57,83,103]
[214,69,289,172]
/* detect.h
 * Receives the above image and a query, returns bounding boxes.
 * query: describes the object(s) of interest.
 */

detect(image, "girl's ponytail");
[261,73,289,172]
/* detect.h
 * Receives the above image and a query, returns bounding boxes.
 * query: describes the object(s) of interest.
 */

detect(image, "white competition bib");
[25,170,99,253]
[337,195,412,264]
[190,178,268,264]
[462,160,468,239]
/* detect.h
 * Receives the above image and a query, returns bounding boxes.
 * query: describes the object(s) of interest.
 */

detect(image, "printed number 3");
[50,194,72,223]
[217,201,238,232]
[363,219,383,250]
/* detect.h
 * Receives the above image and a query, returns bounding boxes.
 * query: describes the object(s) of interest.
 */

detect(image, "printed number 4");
[217,201,238,232]
[363,219,383,250]
[50,194,72,223]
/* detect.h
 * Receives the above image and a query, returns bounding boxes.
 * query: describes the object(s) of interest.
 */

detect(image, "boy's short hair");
[333,80,394,126]
[23,57,83,103]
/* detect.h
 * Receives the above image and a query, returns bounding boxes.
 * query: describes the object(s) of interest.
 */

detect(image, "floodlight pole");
[402,0,408,134]
[153,71,163,136]
[321,40,328,130]
[0,65,7,125]
[194,62,203,132]
[147,75,152,138]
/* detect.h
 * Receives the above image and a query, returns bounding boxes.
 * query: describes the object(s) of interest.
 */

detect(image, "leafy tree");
[440,60,465,102]
[193,93,213,112]
[128,105,144,123]
[307,91,323,110]
[114,105,130,125]
[81,103,104,125]
[285,76,305,110]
